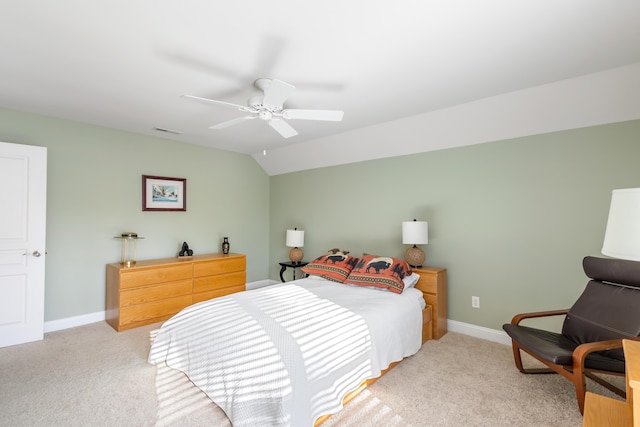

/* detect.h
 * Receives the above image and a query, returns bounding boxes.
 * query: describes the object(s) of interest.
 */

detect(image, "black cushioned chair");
[503,256,640,414]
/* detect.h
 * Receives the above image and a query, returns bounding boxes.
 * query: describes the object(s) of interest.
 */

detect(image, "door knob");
[32,251,42,257]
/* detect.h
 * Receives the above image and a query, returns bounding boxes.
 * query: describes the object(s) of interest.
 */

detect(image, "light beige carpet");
[0,321,623,426]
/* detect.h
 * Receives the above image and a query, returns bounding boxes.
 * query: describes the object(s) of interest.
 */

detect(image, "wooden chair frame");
[509,309,629,415]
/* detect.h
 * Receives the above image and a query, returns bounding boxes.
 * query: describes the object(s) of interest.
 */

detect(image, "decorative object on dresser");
[142,175,187,212]
[106,253,246,331]
[221,237,230,254]
[402,219,428,268]
[114,232,143,267]
[286,227,304,263]
[178,241,193,258]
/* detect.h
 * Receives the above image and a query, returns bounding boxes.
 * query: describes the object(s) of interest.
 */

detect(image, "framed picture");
[142,175,187,211]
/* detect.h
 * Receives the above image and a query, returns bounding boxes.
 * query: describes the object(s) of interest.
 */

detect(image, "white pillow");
[306,274,331,281]
[403,273,420,289]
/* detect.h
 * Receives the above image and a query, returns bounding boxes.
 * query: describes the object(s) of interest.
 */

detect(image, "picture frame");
[142,175,187,211]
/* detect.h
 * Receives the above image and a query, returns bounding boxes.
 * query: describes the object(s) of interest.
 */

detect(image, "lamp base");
[289,247,304,263]
[404,245,425,268]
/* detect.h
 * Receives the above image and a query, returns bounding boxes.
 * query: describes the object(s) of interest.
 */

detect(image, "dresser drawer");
[120,279,192,307]
[106,253,247,332]
[193,257,245,277]
[412,267,447,340]
[193,271,246,294]
[423,293,437,308]
[422,305,433,343]
[119,295,193,327]
[193,283,245,304]
[416,275,437,294]
[119,264,192,289]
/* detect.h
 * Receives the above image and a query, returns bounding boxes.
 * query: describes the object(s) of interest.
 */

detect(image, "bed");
[148,252,436,426]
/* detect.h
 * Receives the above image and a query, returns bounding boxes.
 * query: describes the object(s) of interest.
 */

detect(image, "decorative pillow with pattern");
[344,255,412,293]
[301,250,358,283]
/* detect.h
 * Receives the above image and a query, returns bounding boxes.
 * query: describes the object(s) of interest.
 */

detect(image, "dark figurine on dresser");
[179,241,193,257]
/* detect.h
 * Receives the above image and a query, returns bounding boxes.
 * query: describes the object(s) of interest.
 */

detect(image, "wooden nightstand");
[279,261,308,282]
[412,267,448,339]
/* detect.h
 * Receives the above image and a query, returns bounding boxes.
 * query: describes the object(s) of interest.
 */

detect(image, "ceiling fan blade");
[268,118,298,138]
[182,94,251,112]
[209,115,257,130]
[262,79,296,109]
[282,109,344,121]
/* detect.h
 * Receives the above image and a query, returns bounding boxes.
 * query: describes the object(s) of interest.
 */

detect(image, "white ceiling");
[1,1,640,174]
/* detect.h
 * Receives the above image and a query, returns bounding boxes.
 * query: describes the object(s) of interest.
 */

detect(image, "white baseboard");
[44,311,106,333]
[447,319,511,346]
[44,281,512,347]
[44,279,279,333]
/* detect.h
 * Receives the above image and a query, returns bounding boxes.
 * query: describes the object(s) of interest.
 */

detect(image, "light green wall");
[3,104,639,331]
[269,120,640,331]
[0,107,270,321]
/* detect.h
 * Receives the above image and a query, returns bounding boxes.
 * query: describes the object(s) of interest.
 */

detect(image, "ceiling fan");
[183,78,344,138]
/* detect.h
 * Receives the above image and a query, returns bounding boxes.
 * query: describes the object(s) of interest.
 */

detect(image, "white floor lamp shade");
[602,188,640,261]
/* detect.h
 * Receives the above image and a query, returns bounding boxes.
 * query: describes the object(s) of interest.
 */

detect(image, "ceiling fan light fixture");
[184,77,343,139]
[258,110,273,121]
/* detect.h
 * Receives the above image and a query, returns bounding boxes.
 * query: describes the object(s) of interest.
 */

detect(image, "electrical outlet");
[472,296,480,309]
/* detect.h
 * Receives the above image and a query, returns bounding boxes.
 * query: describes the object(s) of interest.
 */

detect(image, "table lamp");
[402,219,428,268]
[115,232,143,267]
[286,228,305,263]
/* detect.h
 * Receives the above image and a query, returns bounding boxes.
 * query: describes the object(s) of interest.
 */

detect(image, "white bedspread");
[148,278,423,427]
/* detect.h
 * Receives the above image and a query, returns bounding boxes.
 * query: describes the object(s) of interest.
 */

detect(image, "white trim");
[43,282,513,345]
[256,63,640,176]
[44,311,105,333]
[447,319,511,346]
[43,279,279,333]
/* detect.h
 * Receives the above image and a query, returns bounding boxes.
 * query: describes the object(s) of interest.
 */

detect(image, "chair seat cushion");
[503,324,625,373]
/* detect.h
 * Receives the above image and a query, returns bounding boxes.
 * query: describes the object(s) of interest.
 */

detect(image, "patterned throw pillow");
[301,250,358,283]
[344,255,412,293]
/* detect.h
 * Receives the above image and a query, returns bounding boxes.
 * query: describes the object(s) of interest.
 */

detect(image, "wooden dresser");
[412,267,448,339]
[106,253,246,331]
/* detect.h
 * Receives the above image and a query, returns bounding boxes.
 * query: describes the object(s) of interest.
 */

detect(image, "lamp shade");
[402,220,428,245]
[602,188,640,261]
[286,229,304,248]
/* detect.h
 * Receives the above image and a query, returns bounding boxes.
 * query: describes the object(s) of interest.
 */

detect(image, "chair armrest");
[573,339,625,365]
[573,339,628,389]
[511,309,569,325]
[573,337,640,369]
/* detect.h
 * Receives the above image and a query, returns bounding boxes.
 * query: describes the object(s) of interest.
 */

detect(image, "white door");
[0,141,47,348]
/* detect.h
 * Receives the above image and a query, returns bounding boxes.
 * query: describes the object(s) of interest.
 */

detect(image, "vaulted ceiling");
[1,1,640,175]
